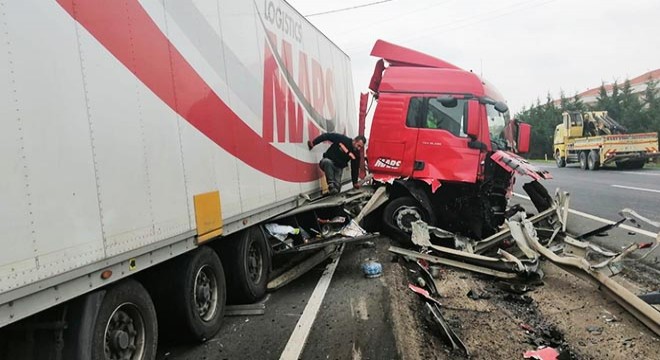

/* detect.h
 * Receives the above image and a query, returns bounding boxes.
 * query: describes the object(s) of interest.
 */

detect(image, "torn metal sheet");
[389,246,519,279]
[620,208,660,228]
[267,246,338,290]
[354,186,389,224]
[273,190,371,219]
[491,150,552,180]
[475,205,558,254]
[278,233,378,254]
[576,217,626,240]
[508,213,660,337]
[425,302,470,357]
[411,221,540,277]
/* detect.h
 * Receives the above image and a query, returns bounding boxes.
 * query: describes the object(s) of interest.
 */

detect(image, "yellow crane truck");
[554,111,660,170]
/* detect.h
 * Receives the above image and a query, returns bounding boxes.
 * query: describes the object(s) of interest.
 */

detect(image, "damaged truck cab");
[365,40,548,239]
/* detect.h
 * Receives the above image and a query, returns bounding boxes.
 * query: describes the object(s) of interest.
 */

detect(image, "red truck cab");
[365,40,546,239]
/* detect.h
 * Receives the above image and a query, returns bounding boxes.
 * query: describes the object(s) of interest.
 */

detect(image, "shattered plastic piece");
[265,223,301,241]
[340,220,368,237]
[361,261,383,278]
[523,347,560,360]
[408,284,442,306]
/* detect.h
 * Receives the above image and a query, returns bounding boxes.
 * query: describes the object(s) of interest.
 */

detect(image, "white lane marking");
[513,193,657,239]
[619,171,660,177]
[611,184,660,194]
[280,246,344,360]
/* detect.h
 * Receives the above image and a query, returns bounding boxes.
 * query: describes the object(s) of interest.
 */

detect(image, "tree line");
[515,77,660,159]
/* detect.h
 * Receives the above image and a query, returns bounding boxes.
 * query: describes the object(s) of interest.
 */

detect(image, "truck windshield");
[486,104,507,149]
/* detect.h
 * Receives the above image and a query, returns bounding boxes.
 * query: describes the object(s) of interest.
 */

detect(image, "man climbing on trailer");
[308,133,366,195]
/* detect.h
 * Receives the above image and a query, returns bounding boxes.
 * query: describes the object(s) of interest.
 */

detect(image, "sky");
[287,0,660,115]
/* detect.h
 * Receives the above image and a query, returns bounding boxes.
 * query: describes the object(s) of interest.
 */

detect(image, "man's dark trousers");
[319,158,342,193]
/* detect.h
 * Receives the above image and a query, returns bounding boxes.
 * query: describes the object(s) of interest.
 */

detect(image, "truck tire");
[90,279,158,360]
[170,246,226,342]
[587,150,600,171]
[382,196,430,241]
[555,150,566,168]
[579,151,588,170]
[219,226,271,304]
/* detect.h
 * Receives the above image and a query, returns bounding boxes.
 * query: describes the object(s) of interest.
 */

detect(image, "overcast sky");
[287,0,660,114]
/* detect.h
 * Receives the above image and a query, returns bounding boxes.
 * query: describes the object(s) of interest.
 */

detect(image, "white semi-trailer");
[0,0,356,358]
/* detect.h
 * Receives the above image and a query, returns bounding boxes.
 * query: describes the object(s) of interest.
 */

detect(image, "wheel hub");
[104,304,145,360]
[112,331,130,350]
[194,265,218,322]
[247,243,264,283]
[394,207,422,233]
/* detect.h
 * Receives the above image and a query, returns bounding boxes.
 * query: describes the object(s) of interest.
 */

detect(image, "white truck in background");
[0,0,356,358]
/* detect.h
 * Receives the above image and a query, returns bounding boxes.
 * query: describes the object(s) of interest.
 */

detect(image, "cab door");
[366,93,419,178]
[411,97,481,184]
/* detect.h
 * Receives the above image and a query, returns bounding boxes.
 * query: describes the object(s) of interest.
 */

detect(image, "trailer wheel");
[91,279,158,360]
[555,150,566,168]
[579,151,588,170]
[382,196,429,239]
[169,246,226,342]
[587,150,600,170]
[219,226,271,304]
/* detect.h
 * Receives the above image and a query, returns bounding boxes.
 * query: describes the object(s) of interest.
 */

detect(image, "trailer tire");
[220,227,271,304]
[555,150,566,168]
[382,196,430,241]
[90,279,158,360]
[579,151,588,170]
[617,159,645,170]
[169,246,226,342]
[587,150,600,171]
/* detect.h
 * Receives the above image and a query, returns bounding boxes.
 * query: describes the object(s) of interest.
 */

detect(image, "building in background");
[555,69,659,107]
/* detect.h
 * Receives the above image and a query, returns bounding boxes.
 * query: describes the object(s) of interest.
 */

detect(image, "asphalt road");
[519,162,660,223]
[158,241,399,360]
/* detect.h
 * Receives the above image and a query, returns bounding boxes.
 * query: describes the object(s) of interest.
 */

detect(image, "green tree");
[619,80,643,132]
[595,83,610,111]
[641,76,660,132]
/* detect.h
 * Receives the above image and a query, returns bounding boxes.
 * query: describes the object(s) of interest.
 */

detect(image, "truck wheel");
[555,150,566,168]
[171,246,226,342]
[219,226,271,304]
[632,160,645,169]
[579,152,588,170]
[616,160,644,170]
[587,150,600,170]
[91,279,158,360]
[382,197,429,238]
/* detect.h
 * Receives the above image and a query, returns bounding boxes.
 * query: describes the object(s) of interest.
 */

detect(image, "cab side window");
[406,97,425,127]
[405,96,467,137]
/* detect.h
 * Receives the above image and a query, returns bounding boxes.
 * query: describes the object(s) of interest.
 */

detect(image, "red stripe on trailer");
[56,0,320,182]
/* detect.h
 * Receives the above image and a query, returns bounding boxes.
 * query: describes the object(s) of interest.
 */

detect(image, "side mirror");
[494,101,508,113]
[517,122,531,154]
[437,95,458,108]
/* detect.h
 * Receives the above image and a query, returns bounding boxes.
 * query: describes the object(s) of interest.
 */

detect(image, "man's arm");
[308,132,347,149]
[350,157,360,187]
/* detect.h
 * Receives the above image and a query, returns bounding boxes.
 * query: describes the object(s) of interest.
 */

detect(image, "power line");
[343,0,558,53]
[305,0,394,17]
